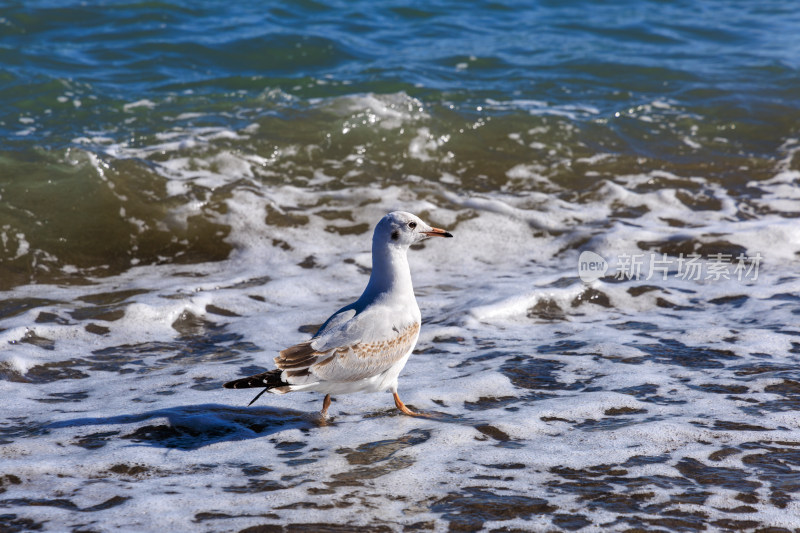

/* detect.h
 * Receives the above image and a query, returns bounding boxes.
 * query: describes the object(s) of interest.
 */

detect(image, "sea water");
[2,1,800,531]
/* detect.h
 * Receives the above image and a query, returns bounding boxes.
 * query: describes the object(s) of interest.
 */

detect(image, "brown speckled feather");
[282,322,420,384]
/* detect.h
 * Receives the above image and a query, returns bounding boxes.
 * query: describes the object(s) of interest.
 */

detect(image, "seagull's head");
[375,211,453,249]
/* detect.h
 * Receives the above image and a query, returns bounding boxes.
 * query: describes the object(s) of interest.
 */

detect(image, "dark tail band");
[223,369,291,406]
[223,369,286,390]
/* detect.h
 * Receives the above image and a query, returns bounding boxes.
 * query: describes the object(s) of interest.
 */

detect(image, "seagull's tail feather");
[222,369,292,396]
[223,369,287,389]
[223,370,292,406]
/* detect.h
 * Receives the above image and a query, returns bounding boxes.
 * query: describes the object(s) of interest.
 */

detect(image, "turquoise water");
[2,1,800,531]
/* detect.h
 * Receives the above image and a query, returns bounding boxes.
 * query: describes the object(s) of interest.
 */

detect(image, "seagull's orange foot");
[320,394,332,418]
[393,391,434,418]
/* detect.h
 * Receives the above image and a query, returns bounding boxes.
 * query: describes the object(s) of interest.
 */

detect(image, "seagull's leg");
[321,394,332,417]
[393,391,431,417]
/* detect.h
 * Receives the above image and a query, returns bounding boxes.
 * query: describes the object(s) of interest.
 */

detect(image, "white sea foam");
[485,98,600,119]
[3,102,800,531]
[123,99,157,111]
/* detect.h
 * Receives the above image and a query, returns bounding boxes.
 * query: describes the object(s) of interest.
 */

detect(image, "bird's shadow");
[46,403,319,451]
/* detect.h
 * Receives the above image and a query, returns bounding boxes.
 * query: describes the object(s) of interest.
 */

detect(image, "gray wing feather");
[312,303,403,353]
[313,306,357,339]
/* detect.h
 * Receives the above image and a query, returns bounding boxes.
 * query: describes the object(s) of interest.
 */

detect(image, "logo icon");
[578,251,608,282]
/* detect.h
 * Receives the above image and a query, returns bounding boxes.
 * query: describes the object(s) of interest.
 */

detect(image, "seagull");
[223,211,453,417]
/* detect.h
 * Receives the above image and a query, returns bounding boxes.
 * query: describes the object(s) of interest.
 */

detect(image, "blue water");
[3,0,799,146]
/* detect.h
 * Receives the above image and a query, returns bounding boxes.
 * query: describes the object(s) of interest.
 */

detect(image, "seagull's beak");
[422,227,453,238]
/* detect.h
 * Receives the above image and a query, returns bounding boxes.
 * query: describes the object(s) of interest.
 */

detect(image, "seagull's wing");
[313,305,357,339]
[275,304,420,385]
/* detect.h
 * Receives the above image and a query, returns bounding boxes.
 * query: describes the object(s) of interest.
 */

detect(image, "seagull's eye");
[408,222,417,229]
